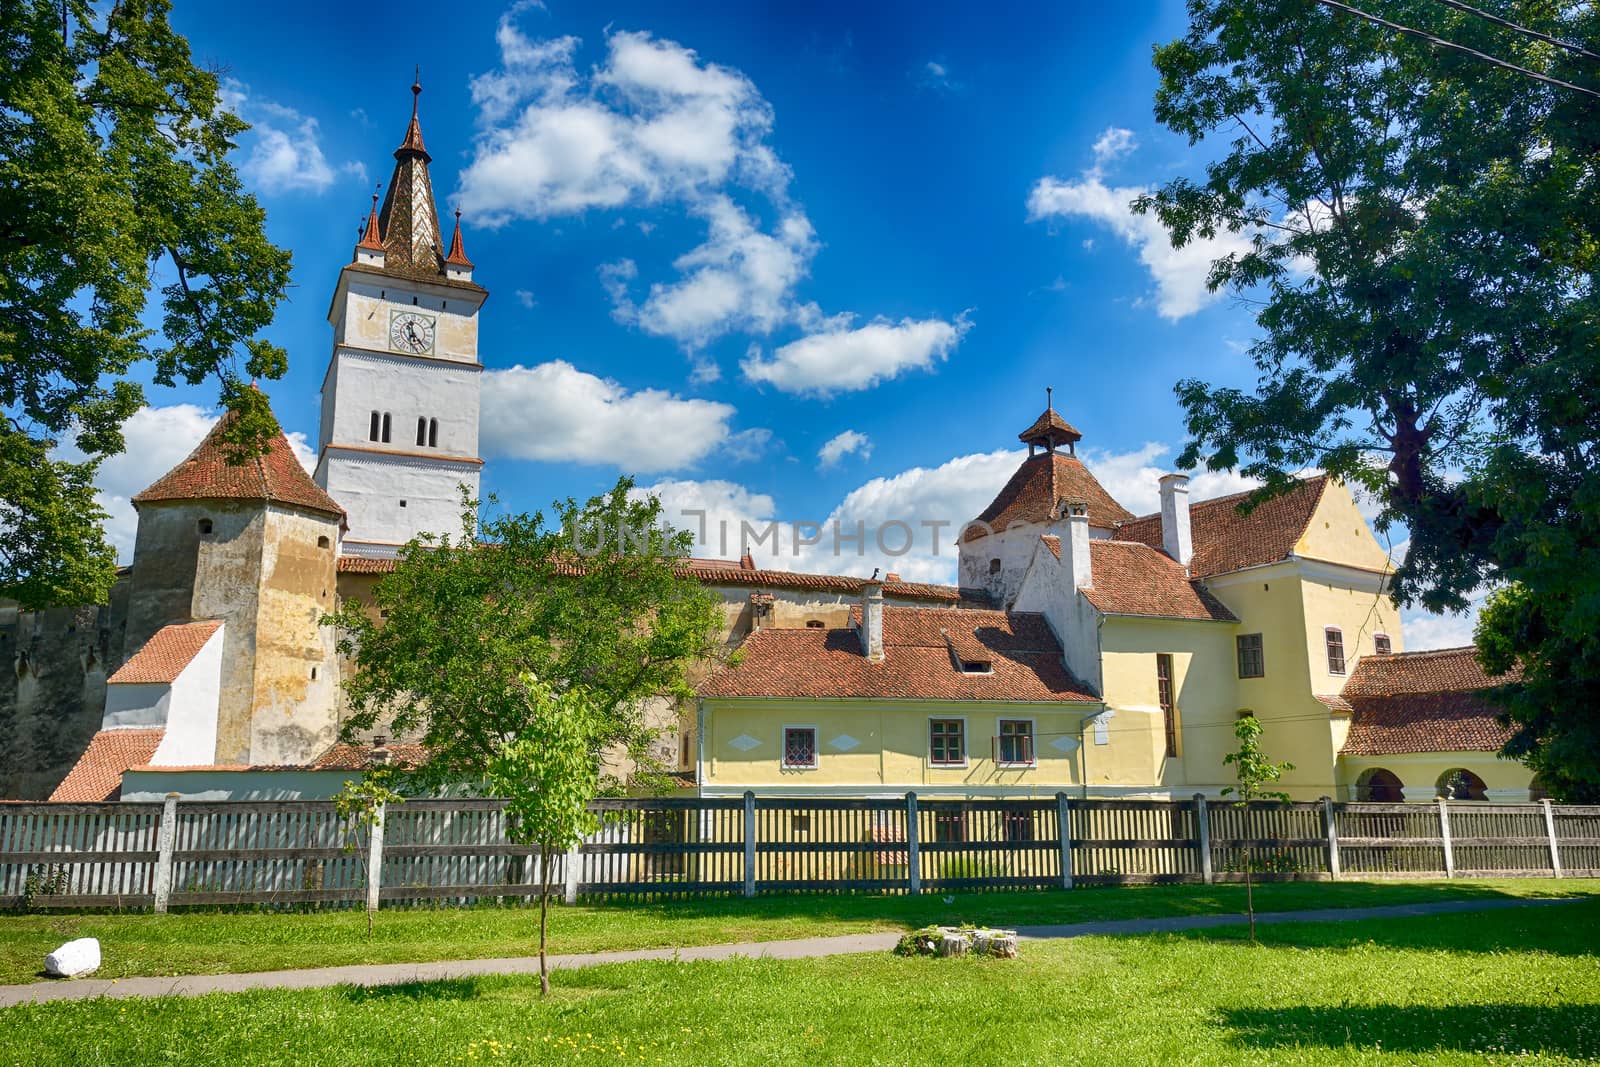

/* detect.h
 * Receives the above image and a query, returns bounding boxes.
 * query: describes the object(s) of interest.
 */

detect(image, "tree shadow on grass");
[1165,897,1600,957]
[337,978,485,1004]
[1220,1003,1600,1060]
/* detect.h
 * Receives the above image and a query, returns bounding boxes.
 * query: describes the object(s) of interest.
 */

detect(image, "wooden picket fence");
[1,794,1596,913]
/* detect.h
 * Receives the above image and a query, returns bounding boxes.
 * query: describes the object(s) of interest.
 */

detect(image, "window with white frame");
[929,719,965,765]
[995,719,1034,765]
[782,726,818,769]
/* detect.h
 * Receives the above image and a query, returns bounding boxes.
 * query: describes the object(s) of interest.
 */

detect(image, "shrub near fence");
[2,795,1598,913]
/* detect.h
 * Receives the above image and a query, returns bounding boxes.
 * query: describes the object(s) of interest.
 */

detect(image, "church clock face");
[388,310,436,355]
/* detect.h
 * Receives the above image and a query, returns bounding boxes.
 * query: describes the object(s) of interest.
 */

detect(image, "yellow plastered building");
[697,403,1533,802]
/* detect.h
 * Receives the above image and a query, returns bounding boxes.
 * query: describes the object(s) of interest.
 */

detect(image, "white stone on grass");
[44,937,101,978]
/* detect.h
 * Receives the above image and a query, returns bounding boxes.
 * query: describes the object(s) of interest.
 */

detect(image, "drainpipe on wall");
[696,699,707,798]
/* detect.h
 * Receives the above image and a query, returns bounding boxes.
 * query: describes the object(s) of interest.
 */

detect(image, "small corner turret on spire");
[1018,387,1083,456]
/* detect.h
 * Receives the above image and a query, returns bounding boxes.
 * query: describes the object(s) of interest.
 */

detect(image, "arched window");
[1355,767,1404,802]
[317,535,331,549]
[805,620,825,629]
[369,411,381,441]
[381,413,391,443]
[416,417,427,446]
[1436,768,1487,801]
[428,418,438,448]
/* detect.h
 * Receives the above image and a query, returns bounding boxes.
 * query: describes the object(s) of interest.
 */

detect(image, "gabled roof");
[108,620,222,685]
[312,742,430,771]
[49,728,164,802]
[1340,646,1518,756]
[1081,541,1237,622]
[700,607,1099,703]
[1116,476,1329,579]
[132,408,345,520]
[964,452,1134,541]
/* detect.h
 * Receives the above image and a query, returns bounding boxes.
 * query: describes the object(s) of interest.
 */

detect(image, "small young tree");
[1221,715,1293,942]
[484,682,601,996]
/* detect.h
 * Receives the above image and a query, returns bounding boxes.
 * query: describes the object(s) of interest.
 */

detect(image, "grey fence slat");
[4,797,1599,909]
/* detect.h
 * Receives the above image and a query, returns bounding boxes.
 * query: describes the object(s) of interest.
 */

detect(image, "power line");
[1314,0,1600,98]
[1428,0,1600,63]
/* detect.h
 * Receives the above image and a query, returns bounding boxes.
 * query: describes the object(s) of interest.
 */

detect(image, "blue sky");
[95,0,1474,647]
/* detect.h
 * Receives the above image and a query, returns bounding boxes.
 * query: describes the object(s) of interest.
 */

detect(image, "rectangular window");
[996,719,1034,765]
[1157,653,1177,758]
[1374,633,1392,655]
[934,809,966,843]
[1326,628,1346,675]
[1236,633,1265,678]
[782,727,817,769]
[929,719,965,765]
[369,411,381,441]
[1002,807,1034,843]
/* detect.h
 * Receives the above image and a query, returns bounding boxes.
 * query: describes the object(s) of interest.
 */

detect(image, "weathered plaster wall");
[333,273,482,366]
[0,586,128,799]
[246,507,341,766]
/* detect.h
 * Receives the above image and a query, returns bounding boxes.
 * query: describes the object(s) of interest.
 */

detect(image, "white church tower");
[315,78,486,556]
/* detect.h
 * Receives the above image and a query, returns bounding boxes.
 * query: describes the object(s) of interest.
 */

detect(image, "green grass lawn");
[0,877,1593,985]
[2,899,1596,1066]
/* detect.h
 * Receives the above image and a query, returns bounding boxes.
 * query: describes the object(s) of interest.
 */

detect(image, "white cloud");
[1401,605,1481,651]
[742,312,971,395]
[460,15,968,372]
[57,404,314,565]
[915,60,960,93]
[818,430,871,469]
[1028,171,1254,320]
[723,427,772,463]
[480,361,735,471]
[221,80,363,196]
[514,289,537,308]
[1091,127,1137,169]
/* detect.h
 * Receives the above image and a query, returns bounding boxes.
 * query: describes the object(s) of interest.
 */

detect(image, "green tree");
[1138,0,1600,798]
[1221,715,1293,941]
[2,0,292,608]
[325,480,723,796]
[484,685,602,996]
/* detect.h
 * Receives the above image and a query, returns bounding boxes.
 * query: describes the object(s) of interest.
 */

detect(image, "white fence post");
[1321,796,1341,880]
[564,839,582,905]
[906,793,921,895]
[365,801,386,916]
[152,793,179,914]
[1193,793,1213,884]
[742,791,757,898]
[1542,799,1563,878]
[1056,792,1073,890]
[1437,797,1455,878]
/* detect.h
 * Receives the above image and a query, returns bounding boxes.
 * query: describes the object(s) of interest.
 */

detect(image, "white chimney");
[859,582,885,661]
[1159,473,1193,570]
[1064,501,1092,590]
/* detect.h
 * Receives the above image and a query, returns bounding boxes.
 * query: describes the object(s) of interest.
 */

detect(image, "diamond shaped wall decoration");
[728,734,761,752]
[1048,735,1079,753]
[829,734,861,751]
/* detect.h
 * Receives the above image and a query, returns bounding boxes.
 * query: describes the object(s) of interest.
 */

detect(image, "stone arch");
[1355,767,1404,802]
[1436,767,1488,801]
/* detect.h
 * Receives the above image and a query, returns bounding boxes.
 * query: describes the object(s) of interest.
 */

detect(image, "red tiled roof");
[700,607,1099,702]
[445,210,473,268]
[1340,646,1518,756]
[1017,407,1082,447]
[1081,541,1237,622]
[1316,694,1354,714]
[964,452,1134,541]
[132,409,345,520]
[338,552,980,605]
[49,728,164,802]
[1116,476,1329,578]
[311,742,430,771]
[107,620,222,684]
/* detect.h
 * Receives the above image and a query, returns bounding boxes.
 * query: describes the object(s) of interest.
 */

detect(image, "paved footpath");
[0,896,1583,1009]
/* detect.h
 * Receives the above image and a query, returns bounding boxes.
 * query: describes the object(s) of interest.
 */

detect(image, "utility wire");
[1314,0,1600,98]
[1428,0,1600,63]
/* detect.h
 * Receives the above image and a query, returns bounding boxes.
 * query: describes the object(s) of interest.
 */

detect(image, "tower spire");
[375,76,444,275]
[445,209,474,269]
